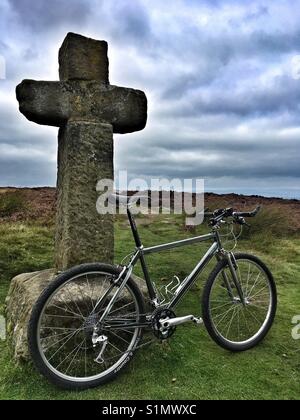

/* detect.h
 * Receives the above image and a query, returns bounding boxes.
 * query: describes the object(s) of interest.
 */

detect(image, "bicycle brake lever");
[234,216,249,227]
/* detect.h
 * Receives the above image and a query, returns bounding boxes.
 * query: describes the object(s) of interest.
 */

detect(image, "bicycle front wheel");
[202,253,277,352]
[28,263,146,390]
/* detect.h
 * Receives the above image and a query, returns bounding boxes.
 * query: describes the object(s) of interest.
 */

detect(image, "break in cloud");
[0,0,300,197]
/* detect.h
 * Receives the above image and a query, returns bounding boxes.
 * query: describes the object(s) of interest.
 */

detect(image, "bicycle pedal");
[193,317,203,325]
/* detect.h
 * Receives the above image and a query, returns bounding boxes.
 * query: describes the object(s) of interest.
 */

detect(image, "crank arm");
[160,315,203,329]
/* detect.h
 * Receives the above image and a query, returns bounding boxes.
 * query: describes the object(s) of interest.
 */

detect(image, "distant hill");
[1,187,300,229]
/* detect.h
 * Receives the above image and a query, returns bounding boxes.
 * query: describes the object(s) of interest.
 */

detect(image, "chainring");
[151,308,176,340]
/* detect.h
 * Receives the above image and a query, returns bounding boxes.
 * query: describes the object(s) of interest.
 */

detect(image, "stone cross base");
[6,269,148,362]
[56,120,114,271]
[6,269,57,361]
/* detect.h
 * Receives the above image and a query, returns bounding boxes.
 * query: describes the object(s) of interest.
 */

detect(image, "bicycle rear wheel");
[202,253,277,352]
[28,263,145,390]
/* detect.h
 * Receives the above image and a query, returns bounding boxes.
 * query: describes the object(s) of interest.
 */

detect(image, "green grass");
[0,214,299,400]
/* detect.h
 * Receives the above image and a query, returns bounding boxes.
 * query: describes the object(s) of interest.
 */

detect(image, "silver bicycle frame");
[104,231,221,313]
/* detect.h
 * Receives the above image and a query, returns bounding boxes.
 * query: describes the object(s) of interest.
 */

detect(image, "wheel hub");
[83,313,99,341]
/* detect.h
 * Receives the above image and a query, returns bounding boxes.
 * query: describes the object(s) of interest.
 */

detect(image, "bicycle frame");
[99,208,225,322]
[128,235,219,309]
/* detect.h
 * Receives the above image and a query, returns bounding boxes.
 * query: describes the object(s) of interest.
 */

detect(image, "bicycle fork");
[219,252,246,306]
[225,252,246,306]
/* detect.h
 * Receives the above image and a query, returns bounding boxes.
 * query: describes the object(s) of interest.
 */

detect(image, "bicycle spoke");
[249,285,269,300]
[47,304,84,320]
[225,306,239,338]
[247,272,262,297]
[213,304,236,321]
[214,305,236,328]
[41,329,82,342]
[40,326,83,331]
[108,301,135,316]
[65,338,86,375]
[45,330,80,356]
[85,274,95,310]
[237,306,241,339]
[245,306,264,325]
[107,340,123,355]
[241,307,252,336]
[211,301,233,312]
[244,263,252,296]
[37,269,141,381]
[56,338,86,373]
[42,314,83,321]
[56,292,85,320]
[109,330,131,345]
[209,258,273,345]
[64,285,86,319]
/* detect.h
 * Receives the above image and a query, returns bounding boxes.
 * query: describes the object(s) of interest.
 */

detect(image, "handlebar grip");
[233,206,261,218]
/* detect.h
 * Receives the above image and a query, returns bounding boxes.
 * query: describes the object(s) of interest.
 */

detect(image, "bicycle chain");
[96,312,160,363]
[97,336,157,364]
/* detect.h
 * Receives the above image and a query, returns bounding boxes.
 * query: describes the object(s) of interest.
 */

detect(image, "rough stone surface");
[6,269,148,362]
[16,80,147,133]
[6,269,57,361]
[55,121,114,270]
[59,33,109,83]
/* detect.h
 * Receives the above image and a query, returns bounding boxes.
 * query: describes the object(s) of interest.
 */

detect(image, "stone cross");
[16,33,147,270]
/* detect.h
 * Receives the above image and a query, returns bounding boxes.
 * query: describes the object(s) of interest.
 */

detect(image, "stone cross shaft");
[16,33,147,270]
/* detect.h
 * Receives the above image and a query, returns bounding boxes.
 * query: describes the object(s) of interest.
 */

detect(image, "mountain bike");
[28,194,277,389]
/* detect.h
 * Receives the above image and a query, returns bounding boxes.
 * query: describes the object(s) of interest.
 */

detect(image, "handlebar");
[204,205,261,226]
[232,206,261,218]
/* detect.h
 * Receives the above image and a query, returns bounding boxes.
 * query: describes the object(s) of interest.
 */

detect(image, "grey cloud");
[0,98,57,187]
[115,119,300,182]
[0,157,56,187]
[163,28,300,99]
[112,1,151,41]
[163,75,300,118]
[0,41,8,52]
[0,0,300,197]
[244,5,269,21]
[162,61,224,100]
[251,30,300,55]
[8,0,91,31]
[143,136,300,154]
[117,145,300,180]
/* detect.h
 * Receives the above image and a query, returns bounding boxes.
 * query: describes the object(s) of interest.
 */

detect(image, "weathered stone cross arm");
[16,79,147,133]
[16,33,147,133]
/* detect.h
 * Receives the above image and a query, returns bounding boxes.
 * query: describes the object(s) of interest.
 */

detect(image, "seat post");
[126,205,157,301]
[127,207,142,248]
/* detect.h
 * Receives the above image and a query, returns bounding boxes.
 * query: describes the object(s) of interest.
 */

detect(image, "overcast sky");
[0,0,300,198]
